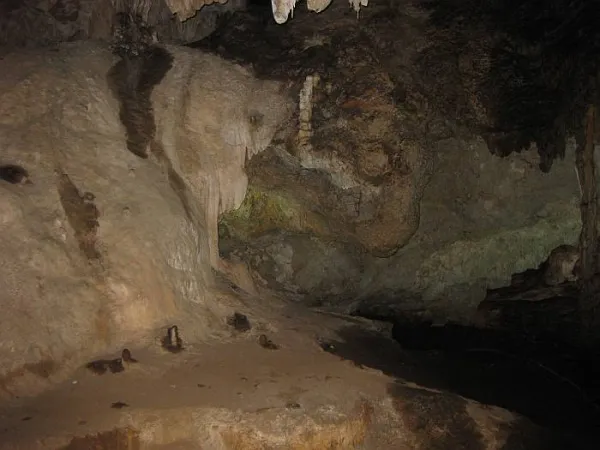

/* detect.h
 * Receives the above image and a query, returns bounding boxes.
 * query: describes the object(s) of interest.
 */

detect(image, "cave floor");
[0,306,599,449]
[0,314,392,449]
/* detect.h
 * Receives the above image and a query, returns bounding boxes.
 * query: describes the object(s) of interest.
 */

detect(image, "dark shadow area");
[107,13,174,160]
[478,275,584,345]
[245,0,275,12]
[0,164,31,185]
[320,323,600,447]
[389,378,593,450]
[188,1,355,82]
[57,173,101,261]
[417,0,600,171]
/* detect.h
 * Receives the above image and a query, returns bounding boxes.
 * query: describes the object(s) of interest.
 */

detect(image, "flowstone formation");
[0,40,291,398]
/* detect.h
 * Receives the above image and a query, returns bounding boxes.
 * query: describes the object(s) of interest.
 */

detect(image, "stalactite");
[270,0,367,24]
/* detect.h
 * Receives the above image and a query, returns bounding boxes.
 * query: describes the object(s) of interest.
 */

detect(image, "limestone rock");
[222,230,365,304]
[216,7,433,303]
[0,41,291,398]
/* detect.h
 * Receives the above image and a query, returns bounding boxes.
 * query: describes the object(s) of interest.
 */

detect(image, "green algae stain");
[218,186,327,242]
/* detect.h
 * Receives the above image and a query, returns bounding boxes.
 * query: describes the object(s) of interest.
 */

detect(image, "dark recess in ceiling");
[419,0,600,172]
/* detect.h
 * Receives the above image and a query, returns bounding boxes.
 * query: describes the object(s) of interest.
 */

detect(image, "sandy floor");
[0,308,397,449]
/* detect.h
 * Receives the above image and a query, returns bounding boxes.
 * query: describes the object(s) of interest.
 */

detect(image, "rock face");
[0,41,291,398]
[214,4,434,303]
[218,49,433,258]
[213,2,582,319]
[356,138,581,322]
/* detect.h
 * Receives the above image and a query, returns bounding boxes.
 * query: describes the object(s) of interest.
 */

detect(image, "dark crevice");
[107,13,174,159]
[106,13,195,224]
[0,164,31,184]
[57,173,101,261]
[417,0,600,171]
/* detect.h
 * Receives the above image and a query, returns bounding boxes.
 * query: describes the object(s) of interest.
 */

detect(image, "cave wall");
[209,1,588,322]
[222,135,582,321]
[355,138,582,322]
[0,41,291,398]
[0,0,368,50]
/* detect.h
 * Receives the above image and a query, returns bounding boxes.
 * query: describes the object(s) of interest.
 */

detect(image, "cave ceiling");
[163,0,368,23]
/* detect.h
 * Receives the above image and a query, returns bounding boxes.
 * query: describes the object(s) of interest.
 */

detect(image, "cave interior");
[1,0,600,448]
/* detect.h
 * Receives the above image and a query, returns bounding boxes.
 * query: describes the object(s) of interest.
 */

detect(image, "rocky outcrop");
[218,38,433,258]
[356,138,581,322]
[211,4,436,305]
[0,40,291,398]
[212,2,582,320]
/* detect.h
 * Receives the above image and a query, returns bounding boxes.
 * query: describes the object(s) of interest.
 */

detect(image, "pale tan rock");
[0,41,291,398]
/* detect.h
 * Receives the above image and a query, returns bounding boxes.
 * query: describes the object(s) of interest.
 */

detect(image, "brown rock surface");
[212,2,582,317]
[0,0,246,48]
